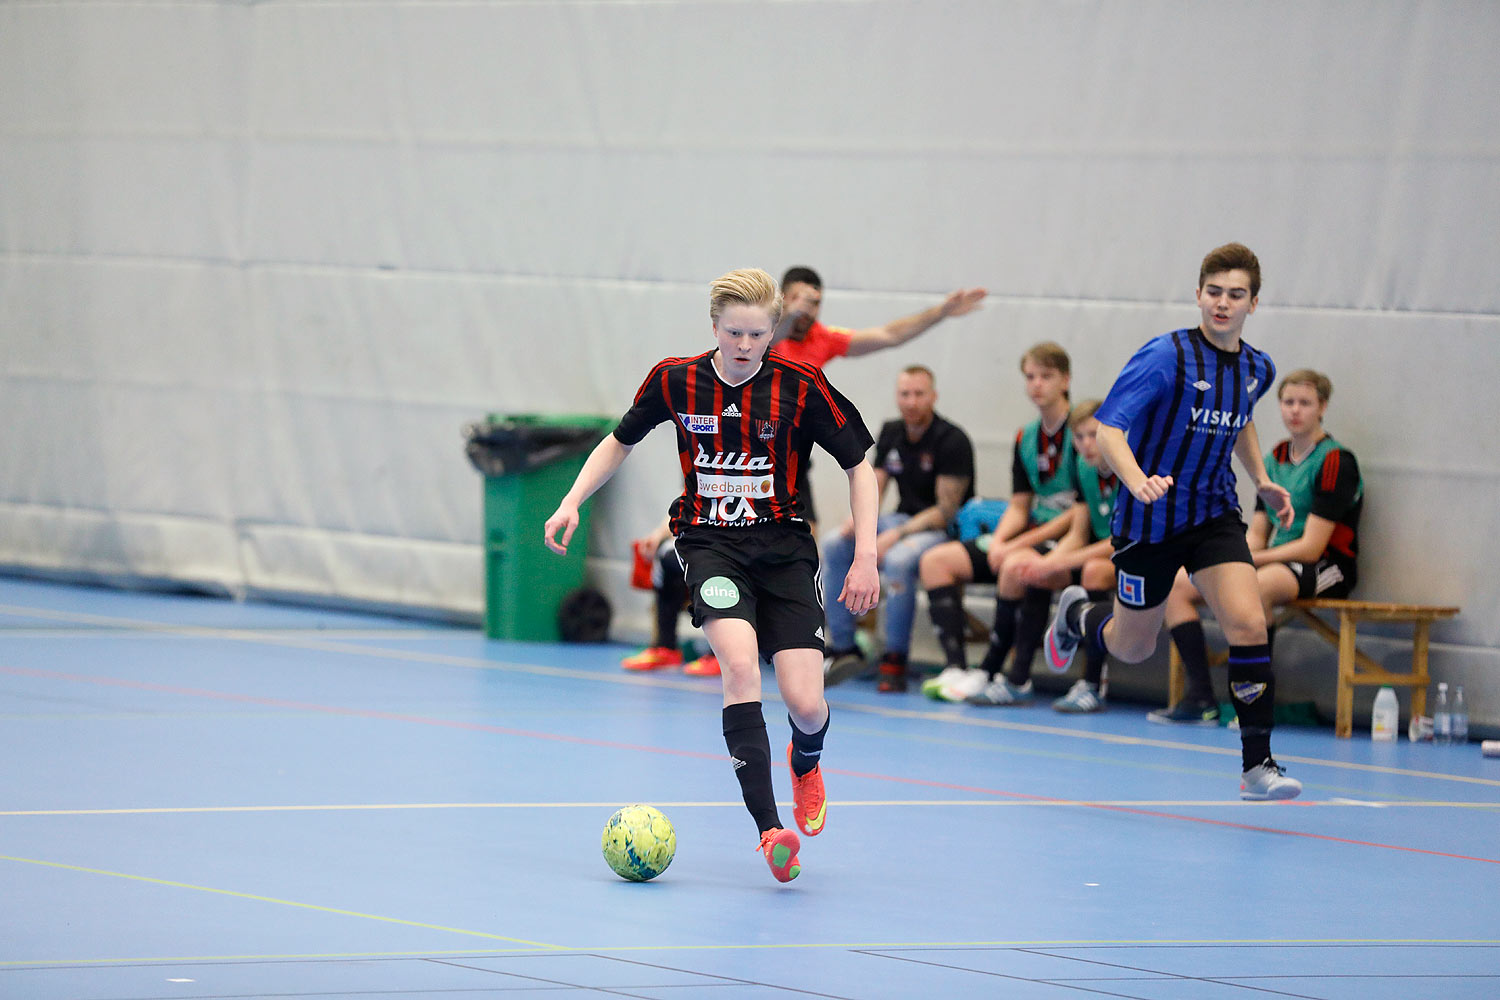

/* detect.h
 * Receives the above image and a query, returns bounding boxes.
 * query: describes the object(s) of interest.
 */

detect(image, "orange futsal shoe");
[787,743,827,837]
[620,646,683,672]
[757,827,801,882]
[682,654,720,676]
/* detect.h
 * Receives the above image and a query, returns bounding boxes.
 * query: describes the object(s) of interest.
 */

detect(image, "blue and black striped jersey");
[1096,328,1275,543]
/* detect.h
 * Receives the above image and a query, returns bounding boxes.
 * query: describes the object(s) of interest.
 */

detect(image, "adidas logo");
[813,626,824,641]
[730,756,747,770]
[722,403,742,417]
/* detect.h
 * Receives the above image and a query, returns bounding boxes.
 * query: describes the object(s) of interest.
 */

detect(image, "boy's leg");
[705,617,782,833]
[774,646,830,837]
[1150,569,1220,723]
[919,541,982,694]
[1193,557,1302,801]
[876,530,945,691]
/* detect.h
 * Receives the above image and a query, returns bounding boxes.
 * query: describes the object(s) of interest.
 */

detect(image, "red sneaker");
[683,654,720,676]
[620,646,683,671]
[757,827,801,882]
[786,742,827,836]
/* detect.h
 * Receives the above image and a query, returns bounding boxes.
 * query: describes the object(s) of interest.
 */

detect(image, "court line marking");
[5,799,1499,818]
[2,605,1496,789]
[4,939,1499,968]
[5,663,1499,865]
[0,855,565,951]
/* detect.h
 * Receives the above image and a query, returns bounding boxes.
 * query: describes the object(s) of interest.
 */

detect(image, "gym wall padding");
[2,1,1497,718]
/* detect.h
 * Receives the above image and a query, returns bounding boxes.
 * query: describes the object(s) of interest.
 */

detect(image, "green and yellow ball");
[601,804,676,882]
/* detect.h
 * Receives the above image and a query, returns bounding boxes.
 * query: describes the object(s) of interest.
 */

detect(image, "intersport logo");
[694,443,772,471]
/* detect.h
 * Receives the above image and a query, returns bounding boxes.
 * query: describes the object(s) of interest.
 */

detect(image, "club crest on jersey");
[756,420,778,440]
[678,412,719,435]
[1246,377,1259,393]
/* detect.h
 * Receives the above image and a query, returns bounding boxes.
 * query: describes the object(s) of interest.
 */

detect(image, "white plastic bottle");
[1433,682,1452,745]
[1371,686,1399,742]
[1451,685,1468,744]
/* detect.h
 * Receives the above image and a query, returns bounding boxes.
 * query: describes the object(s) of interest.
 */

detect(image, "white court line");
[4,799,1498,817]
[4,601,1499,790]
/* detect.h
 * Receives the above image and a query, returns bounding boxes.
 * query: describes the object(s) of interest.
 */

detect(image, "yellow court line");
[3,937,1499,968]
[0,855,563,951]
[4,798,1498,818]
[5,602,1498,788]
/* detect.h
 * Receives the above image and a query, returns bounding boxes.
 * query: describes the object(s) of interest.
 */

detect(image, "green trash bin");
[466,413,615,641]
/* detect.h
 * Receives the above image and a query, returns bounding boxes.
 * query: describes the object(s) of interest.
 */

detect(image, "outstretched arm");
[543,435,633,554]
[843,288,988,357]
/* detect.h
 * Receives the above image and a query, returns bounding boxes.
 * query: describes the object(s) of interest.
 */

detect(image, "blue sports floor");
[2,577,1497,1000]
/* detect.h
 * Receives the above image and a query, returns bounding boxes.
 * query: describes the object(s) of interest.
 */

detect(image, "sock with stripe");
[788,709,829,777]
[1228,643,1275,770]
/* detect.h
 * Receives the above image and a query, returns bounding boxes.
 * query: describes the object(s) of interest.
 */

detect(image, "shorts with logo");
[1281,555,1356,600]
[1110,511,1252,611]
[674,523,825,660]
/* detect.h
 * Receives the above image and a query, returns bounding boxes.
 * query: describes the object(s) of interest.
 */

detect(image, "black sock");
[1266,623,1277,662]
[788,709,829,777]
[927,584,968,670]
[1078,602,1114,656]
[1228,643,1275,770]
[1170,621,1215,703]
[977,597,1020,676]
[1081,590,1111,685]
[1007,588,1052,684]
[723,701,781,832]
[654,567,687,649]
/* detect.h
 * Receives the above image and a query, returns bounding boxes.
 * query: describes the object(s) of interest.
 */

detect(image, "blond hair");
[709,268,782,324]
[1069,399,1103,427]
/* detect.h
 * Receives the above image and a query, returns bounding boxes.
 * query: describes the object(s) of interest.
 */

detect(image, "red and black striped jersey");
[613,351,874,533]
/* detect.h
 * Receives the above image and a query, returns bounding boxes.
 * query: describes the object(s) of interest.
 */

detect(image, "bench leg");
[1168,643,1185,708]
[1336,610,1357,738]
[1411,621,1431,720]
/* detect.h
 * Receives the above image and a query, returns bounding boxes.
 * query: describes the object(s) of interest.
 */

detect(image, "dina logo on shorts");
[1117,571,1146,607]
[700,576,741,609]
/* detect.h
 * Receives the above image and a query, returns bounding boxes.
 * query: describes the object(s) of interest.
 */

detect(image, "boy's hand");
[1129,475,1173,504]
[839,553,880,615]
[1257,482,1295,529]
[544,505,580,554]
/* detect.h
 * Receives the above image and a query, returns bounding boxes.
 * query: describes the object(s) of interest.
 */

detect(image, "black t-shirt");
[614,351,874,533]
[872,413,976,517]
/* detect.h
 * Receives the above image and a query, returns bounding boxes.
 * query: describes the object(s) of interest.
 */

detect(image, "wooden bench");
[1167,599,1460,738]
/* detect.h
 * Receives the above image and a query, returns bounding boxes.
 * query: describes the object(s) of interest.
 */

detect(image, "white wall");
[2,1,1497,721]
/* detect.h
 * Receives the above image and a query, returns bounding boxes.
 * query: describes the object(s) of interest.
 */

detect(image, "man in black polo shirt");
[823,365,976,691]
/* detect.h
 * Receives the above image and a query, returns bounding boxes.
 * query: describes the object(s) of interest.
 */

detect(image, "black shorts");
[961,537,1058,586]
[674,523,824,660]
[1282,556,1357,600]
[1110,512,1252,611]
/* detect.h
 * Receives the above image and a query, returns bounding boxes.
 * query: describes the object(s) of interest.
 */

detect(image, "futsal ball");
[601,804,676,882]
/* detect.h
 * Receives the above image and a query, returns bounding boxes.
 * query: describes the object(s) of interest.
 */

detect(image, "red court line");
[7,664,1497,866]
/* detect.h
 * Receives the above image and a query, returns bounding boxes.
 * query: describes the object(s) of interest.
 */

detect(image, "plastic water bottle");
[1371,686,1399,742]
[1451,685,1468,745]
[1433,682,1451,745]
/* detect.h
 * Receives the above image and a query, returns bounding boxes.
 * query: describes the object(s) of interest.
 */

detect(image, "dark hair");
[1199,242,1261,298]
[780,266,822,290]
